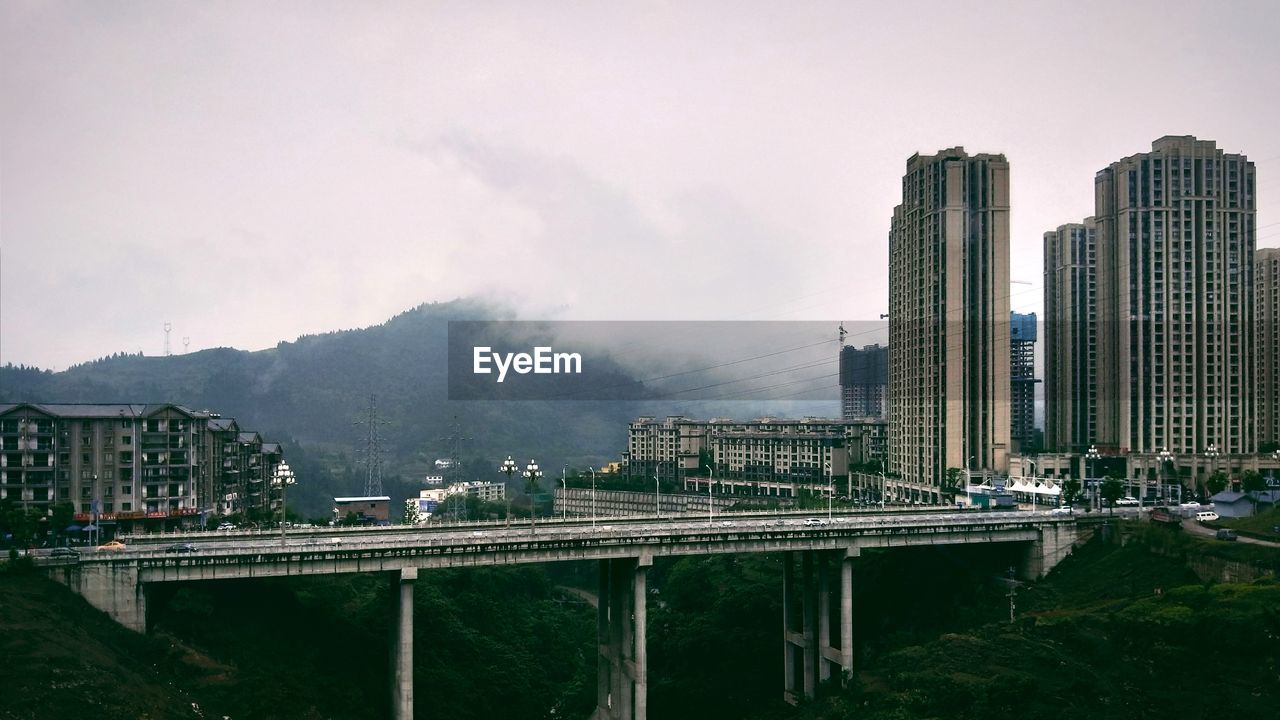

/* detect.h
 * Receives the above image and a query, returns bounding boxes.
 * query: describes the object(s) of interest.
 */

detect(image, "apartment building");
[1010,312,1039,453]
[624,416,887,497]
[1258,247,1280,449]
[1044,219,1099,452]
[0,402,285,530]
[888,147,1011,503]
[839,344,888,419]
[1094,135,1256,455]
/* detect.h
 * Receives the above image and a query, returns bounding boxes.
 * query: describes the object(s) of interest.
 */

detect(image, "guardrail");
[47,510,1069,569]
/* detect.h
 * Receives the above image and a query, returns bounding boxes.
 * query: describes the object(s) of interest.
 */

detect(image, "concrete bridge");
[39,509,1080,720]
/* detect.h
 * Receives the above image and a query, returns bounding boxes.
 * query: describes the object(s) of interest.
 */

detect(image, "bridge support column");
[47,563,148,633]
[817,548,857,687]
[390,567,416,720]
[782,550,818,702]
[784,549,858,704]
[596,556,650,720]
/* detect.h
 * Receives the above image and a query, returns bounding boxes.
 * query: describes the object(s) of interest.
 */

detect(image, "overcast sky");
[3,0,1279,370]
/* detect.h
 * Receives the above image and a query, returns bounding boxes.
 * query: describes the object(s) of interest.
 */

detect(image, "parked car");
[1116,497,1140,506]
[96,540,126,552]
[1215,528,1237,541]
[1196,511,1220,523]
[217,523,236,531]
[164,543,197,554]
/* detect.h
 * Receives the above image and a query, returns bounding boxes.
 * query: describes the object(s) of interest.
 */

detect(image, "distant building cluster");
[622,415,887,498]
[0,402,287,531]
[624,135,1278,510]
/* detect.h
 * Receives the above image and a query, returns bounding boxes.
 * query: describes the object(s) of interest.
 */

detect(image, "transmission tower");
[439,416,472,521]
[164,322,172,356]
[354,395,391,497]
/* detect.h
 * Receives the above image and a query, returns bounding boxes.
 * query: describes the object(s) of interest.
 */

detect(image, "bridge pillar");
[596,556,650,720]
[1019,523,1080,580]
[784,548,858,703]
[390,567,416,720]
[47,563,148,633]
[782,550,819,702]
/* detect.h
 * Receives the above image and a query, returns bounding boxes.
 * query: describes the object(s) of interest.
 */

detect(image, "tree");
[1100,477,1124,515]
[50,502,75,534]
[1062,478,1081,506]
[1206,471,1228,497]
[943,467,964,502]
[403,499,422,526]
[1242,471,1266,515]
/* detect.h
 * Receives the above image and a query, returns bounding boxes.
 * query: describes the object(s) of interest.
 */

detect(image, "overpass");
[39,509,1080,720]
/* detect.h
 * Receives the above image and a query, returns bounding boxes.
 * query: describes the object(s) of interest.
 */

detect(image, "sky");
[3,0,1280,371]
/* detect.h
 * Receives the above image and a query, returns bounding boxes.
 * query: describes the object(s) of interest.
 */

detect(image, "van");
[1196,511,1219,523]
[1214,528,1237,541]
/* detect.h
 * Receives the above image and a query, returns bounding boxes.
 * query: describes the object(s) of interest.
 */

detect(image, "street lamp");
[707,465,715,528]
[877,471,886,510]
[587,466,597,528]
[1205,443,1220,502]
[826,461,833,521]
[500,456,519,526]
[273,463,296,547]
[1085,445,1100,510]
[654,473,661,520]
[1158,447,1175,506]
[562,465,568,522]
[523,460,542,529]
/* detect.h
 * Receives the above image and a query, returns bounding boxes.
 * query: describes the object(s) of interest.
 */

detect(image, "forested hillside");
[0,299,640,518]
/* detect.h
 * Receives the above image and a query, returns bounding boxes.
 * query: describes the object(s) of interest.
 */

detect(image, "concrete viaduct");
[39,510,1080,720]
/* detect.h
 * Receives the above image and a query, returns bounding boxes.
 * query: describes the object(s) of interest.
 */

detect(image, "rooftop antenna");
[182,336,190,354]
[838,323,847,348]
[163,322,172,356]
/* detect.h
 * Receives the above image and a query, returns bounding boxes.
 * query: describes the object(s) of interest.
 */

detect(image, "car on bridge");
[803,518,828,527]
[96,540,127,552]
[165,543,198,554]
[49,547,80,560]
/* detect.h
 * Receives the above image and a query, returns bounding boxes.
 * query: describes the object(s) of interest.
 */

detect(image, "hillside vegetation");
[0,299,640,518]
[2,531,1277,719]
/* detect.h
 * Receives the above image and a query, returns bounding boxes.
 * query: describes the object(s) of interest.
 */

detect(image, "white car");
[803,518,828,527]
[1049,507,1074,516]
[1196,511,1220,523]
[1115,497,1140,507]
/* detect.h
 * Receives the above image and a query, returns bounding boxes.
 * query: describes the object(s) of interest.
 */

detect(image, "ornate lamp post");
[273,463,296,547]
[587,466,597,528]
[1085,445,1100,510]
[523,460,542,529]
[499,456,518,526]
[1205,443,1220,502]
[707,465,715,528]
[1158,447,1175,505]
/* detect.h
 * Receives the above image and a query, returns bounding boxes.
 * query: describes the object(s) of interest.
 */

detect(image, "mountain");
[0,298,642,518]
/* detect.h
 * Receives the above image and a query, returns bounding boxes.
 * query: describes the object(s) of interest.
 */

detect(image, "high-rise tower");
[1094,136,1256,455]
[1044,219,1098,452]
[888,147,1011,502]
[1257,247,1280,450]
